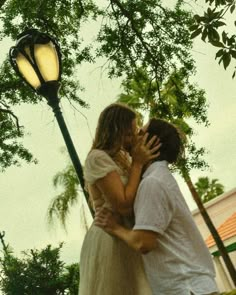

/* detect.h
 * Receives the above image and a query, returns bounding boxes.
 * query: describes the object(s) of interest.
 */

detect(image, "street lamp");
[9,29,92,215]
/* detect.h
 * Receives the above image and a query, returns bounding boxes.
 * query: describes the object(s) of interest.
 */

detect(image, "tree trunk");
[185,175,236,286]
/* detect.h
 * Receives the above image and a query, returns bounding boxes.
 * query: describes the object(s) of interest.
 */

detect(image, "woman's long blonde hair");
[91,103,136,156]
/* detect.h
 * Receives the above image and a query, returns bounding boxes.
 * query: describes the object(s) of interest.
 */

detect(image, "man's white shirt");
[133,161,218,295]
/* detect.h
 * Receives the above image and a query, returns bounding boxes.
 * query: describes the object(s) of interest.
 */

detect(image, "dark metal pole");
[53,103,94,216]
[53,104,85,190]
[39,83,94,216]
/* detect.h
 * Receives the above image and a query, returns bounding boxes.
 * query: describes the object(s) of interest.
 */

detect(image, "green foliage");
[195,176,225,203]
[48,163,80,229]
[189,0,236,76]
[0,108,36,172]
[0,243,80,295]
[97,0,194,82]
[117,67,209,177]
[47,148,91,229]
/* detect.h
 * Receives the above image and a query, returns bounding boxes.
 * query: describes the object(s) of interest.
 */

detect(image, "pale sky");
[0,1,236,266]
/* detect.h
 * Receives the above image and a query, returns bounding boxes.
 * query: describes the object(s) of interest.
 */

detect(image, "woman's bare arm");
[95,162,142,214]
[95,208,158,253]
[95,135,161,215]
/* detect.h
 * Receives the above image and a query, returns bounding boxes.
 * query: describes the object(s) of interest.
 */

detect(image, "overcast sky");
[0,1,236,267]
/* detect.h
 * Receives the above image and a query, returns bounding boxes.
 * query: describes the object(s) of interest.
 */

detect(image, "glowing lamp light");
[9,29,62,102]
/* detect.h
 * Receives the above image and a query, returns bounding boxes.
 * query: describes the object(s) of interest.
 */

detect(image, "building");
[192,188,236,292]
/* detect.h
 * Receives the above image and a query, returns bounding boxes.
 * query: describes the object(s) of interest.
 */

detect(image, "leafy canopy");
[118,67,209,178]
[195,176,225,203]
[190,0,236,76]
[0,243,80,295]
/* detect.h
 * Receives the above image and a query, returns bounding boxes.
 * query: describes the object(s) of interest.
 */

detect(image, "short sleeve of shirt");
[84,149,121,184]
[133,177,175,235]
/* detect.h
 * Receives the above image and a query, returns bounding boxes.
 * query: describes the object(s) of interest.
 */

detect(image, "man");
[95,118,219,295]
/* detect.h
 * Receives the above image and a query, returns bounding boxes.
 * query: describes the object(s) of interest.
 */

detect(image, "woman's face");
[122,118,138,153]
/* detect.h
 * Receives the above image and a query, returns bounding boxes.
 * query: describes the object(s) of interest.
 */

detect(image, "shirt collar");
[142,160,168,179]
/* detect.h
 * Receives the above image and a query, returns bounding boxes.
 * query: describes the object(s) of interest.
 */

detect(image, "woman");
[79,103,160,295]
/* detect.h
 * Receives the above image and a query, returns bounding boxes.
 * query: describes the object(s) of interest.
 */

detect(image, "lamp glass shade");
[34,41,60,83]
[16,50,41,89]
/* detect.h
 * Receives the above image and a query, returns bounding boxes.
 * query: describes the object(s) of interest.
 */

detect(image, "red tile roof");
[205,212,236,248]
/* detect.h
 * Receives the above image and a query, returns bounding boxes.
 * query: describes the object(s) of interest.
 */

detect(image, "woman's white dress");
[79,149,152,295]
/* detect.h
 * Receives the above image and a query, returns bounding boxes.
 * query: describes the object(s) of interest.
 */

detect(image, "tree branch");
[110,0,173,116]
[111,0,156,64]
[0,108,21,134]
[110,2,137,68]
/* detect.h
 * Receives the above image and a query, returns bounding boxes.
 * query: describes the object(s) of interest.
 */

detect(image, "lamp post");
[9,29,93,215]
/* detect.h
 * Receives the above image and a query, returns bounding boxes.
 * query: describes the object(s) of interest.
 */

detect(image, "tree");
[47,150,90,231]
[0,104,37,171]
[195,176,225,203]
[189,0,236,76]
[0,235,80,295]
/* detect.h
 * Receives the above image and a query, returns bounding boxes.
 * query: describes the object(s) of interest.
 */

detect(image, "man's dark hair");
[147,118,182,164]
